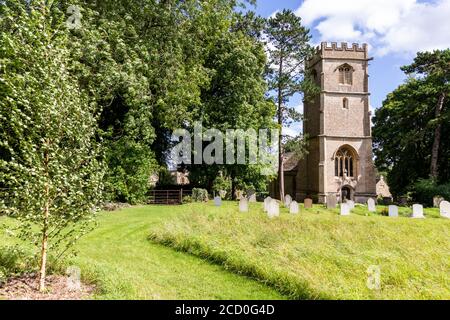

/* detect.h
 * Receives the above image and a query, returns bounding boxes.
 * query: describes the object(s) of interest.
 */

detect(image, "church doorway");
[341,186,352,201]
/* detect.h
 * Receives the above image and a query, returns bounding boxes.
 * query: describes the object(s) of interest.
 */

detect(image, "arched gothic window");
[334,146,356,177]
[338,64,352,85]
[343,98,349,109]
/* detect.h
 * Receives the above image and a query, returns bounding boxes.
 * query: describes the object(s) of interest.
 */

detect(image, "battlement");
[308,42,369,65]
[320,42,367,52]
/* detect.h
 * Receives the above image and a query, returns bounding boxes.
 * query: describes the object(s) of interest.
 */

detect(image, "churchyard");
[148,198,449,300]
[1,0,449,304]
[1,197,448,300]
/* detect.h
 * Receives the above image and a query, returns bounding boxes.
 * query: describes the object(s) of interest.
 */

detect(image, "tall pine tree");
[265,10,314,202]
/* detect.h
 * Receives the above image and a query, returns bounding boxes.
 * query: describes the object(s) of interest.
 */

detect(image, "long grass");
[148,201,450,300]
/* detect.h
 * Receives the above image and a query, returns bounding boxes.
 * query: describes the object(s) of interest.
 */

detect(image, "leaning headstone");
[346,200,355,210]
[388,205,398,217]
[326,194,337,209]
[412,204,425,218]
[239,198,248,212]
[340,203,350,216]
[249,194,257,203]
[263,196,272,212]
[304,198,313,209]
[440,200,450,218]
[214,196,222,207]
[367,198,376,212]
[267,199,279,218]
[433,196,444,208]
[289,201,299,214]
[284,194,292,207]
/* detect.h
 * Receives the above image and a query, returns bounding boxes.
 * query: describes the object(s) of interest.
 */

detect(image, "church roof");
[283,152,299,172]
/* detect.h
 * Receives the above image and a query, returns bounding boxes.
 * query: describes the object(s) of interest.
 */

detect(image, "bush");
[192,188,209,202]
[0,246,34,281]
[413,179,450,206]
[212,176,231,199]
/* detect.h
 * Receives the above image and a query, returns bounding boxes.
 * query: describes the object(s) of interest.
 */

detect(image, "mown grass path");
[73,205,284,300]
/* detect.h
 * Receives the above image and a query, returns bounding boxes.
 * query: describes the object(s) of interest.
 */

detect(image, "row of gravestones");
[218,193,450,219]
[214,193,257,207]
[341,199,450,218]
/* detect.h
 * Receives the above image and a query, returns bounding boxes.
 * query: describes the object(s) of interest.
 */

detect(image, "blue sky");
[248,0,450,136]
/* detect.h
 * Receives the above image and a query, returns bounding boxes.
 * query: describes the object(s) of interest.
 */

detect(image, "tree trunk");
[430,92,446,179]
[39,148,50,292]
[231,172,236,200]
[39,202,49,291]
[278,57,285,203]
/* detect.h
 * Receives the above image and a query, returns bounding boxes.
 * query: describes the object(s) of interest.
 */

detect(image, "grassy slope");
[0,206,284,300]
[149,201,450,300]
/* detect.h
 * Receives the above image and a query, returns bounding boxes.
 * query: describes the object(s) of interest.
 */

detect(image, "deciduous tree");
[0,1,104,290]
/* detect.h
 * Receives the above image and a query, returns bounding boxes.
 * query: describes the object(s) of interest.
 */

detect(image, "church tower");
[296,42,376,203]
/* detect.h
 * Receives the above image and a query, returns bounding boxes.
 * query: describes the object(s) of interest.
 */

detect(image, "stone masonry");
[296,42,377,204]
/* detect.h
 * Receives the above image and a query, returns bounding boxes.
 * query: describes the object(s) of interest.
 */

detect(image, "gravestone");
[340,203,350,216]
[412,204,425,218]
[263,196,272,212]
[433,196,444,208]
[214,196,222,207]
[388,205,398,217]
[326,194,337,209]
[440,200,450,218]
[346,200,355,210]
[290,201,299,214]
[284,194,292,207]
[267,199,279,218]
[304,198,313,209]
[367,198,376,212]
[249,194,257,203]
[239,198,248,213]
[235,190,244,200]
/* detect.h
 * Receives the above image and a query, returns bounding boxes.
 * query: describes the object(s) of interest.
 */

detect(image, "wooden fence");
[148,189,191,205]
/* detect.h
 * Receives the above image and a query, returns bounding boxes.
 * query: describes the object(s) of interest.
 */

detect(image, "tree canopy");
[373,49,450,198]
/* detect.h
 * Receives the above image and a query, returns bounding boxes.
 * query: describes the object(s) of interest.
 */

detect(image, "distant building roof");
[283,152,299,172]
[376,176,392,198]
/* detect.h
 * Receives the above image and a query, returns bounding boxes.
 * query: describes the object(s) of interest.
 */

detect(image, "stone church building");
[271,42,377,204]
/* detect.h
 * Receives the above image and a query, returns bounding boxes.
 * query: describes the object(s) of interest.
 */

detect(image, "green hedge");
[413,179,450,206]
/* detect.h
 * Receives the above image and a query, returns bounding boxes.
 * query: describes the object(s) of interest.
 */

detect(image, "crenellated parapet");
[321,42,367,52]
[308,42,369,66]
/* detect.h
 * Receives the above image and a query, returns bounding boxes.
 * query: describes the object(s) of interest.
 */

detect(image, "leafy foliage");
[192,188,209,202]
[186,13,277,196]
[0,1,104,289]
[373,50,450,198]
[212,175,232,198]
[413,179,450,206]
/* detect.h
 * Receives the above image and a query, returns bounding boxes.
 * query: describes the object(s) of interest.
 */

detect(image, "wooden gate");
[148,189,190,205]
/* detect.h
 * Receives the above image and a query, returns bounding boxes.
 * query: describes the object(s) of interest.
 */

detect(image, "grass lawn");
[0,206,284,300]
[148,201,450,300]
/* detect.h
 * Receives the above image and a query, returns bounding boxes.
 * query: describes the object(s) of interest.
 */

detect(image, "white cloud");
[295,0,450,56]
